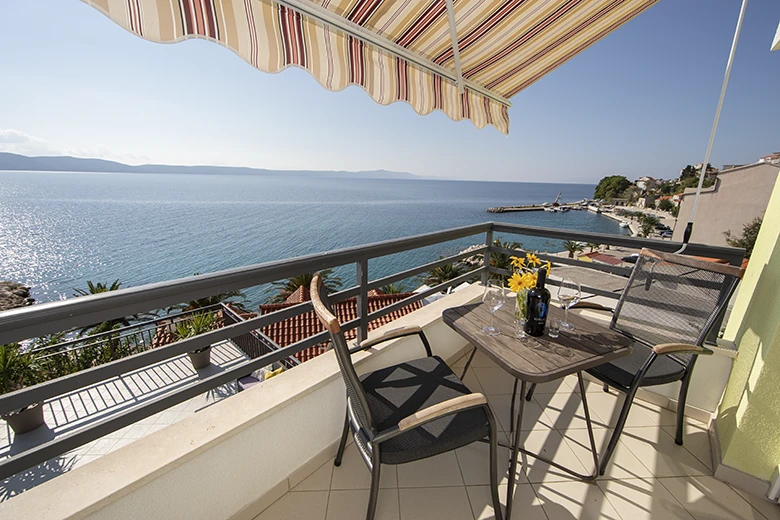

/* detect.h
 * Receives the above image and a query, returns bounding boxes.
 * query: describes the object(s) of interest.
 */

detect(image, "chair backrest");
[310,273,375,436]
[611,248,744,363]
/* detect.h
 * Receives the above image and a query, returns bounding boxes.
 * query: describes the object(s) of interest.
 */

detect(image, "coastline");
[600,211,639,236]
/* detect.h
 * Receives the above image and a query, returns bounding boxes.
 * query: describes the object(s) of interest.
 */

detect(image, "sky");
[0,0,778,183]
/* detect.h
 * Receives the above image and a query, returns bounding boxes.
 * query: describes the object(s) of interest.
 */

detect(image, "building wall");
[717,175,780,482]
[673,163,780,247]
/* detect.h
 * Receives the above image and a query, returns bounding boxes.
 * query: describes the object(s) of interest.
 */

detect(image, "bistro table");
[443,301,632,519]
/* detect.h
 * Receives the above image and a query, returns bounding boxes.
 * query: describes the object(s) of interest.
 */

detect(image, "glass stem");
[490,312,495,329]
[564,305,569,325]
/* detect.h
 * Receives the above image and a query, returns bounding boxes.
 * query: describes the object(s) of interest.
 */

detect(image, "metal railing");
[220,304,300,369]
[0,222,744,479]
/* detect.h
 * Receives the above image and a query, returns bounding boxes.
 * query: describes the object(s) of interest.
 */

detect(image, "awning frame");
[276,0,511,107]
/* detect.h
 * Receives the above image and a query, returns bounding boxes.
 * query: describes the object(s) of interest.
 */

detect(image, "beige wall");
[673,163,779,247]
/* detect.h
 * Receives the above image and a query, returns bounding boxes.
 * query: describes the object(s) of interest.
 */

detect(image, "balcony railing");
[0,222,744,481]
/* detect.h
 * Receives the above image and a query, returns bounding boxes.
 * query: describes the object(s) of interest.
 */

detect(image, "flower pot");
[2,402,45,435]
[188,348,212,369]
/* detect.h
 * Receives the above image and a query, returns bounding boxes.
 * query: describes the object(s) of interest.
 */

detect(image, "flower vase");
[514,289,529,338]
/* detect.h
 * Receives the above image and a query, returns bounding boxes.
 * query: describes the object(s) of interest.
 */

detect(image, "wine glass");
[482,281,505,336]
[557,278,581,330]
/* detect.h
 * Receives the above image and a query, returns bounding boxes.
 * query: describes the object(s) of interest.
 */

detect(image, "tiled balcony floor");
[0,340,247,501]
[255,351,780,520]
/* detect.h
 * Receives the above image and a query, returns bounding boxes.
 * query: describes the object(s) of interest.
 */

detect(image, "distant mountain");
[0,152,419,180]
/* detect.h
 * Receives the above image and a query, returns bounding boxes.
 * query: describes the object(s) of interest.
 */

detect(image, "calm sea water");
[0,171,625,307]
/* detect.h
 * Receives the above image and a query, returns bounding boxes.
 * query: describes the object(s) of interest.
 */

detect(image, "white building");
[635,176,657,191]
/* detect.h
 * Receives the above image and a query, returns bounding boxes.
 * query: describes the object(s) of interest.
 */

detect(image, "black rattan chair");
[526,248,743,475]
[310,273,503,520]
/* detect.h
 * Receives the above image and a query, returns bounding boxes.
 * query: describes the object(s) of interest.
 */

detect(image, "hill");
[0,152,418,180]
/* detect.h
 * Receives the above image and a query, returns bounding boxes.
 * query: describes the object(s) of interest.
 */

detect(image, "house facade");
[673,162,780,246]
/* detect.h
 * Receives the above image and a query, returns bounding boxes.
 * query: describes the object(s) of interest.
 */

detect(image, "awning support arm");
[445,0,464,95]
[274,0,510,107]
[679,0,748,252]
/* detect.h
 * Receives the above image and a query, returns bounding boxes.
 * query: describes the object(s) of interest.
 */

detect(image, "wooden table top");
[443,302,632,383]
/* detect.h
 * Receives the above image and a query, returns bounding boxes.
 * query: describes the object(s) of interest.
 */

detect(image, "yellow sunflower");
[526,253,542,266]
[507,273,525,293]
[510,256,526,268]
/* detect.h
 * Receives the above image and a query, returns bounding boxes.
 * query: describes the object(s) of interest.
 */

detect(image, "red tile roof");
[258,294,423,362]
[581,252,623,266]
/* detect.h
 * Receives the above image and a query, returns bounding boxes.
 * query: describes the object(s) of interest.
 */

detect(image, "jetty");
[487,199,591,213]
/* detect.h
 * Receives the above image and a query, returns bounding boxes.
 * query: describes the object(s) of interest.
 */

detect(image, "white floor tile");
[293,460,334,492]
[519,428,590,483]
[325,489,399,520]
[455,436,524,486]
[487,394,554,432]
[254,490,328,520]
[534,391,606,430]
[330,444,397,490]
[661,422,712,472]
[397,451,464,488]
[599,478,695,519]
[659,475,766,520]
[561,425,654,480]
[534,480,622,520]
[467,483,547,520]
[619,427,710,478]
[732,487,780,520]
[399,486,473,520]
[473,367,519,395]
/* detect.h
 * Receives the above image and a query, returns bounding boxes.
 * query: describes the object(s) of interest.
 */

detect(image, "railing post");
[356,259,369,344]
[481,227,494,286]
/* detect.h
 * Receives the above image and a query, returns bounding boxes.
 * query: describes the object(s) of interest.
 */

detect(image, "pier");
[486,203,588,213]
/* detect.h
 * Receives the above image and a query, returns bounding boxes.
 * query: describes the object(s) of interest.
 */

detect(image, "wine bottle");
[524,267,551,337]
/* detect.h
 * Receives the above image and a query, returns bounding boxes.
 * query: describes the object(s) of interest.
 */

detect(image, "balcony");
[1,222,773,520]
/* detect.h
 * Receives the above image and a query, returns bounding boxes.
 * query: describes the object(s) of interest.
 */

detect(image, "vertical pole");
[481,228,494,286]
[356,259,369,344]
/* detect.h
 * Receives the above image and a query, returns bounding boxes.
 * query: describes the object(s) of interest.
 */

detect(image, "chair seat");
[587,343,686,389]
[360,355,490,465]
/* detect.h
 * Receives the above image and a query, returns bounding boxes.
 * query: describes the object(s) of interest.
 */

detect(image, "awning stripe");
[82,0,657,134]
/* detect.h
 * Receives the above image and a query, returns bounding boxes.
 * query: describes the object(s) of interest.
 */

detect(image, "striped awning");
[83,0,657,134]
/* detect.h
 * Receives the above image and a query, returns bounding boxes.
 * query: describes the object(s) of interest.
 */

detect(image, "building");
[673,162,780,246]
[636,195,656,209]
[759,152,780,165]
[258,288,423,363]
[635,176,657,191]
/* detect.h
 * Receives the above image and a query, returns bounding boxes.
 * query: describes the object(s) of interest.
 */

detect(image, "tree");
[724,218,762,258]
[639,220,655,238]
[489,239,523,272]
[169,274,248,312]
[594,176,632,200]
[424,262,467,286]
[657,199,675,213]
[585,243,600,253]
[73,280,131,336]
[680,165,698,180]
[268,270,342,303]
[670,205,679,218]
[380,283,406,294]
[562,240,584,259]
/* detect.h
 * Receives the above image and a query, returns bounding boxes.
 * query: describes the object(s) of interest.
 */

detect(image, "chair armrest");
[373,393,488,444]
[570,301,613,312]
[350,326,432,356]
[653,343,713,356]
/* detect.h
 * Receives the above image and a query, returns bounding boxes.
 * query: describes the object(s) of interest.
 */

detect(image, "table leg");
[499,373,600,486]
[459,347,478,381]
[505,380,526,520]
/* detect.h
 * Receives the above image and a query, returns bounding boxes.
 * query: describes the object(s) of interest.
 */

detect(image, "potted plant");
[0,343,45,434]
[175,312,217,370]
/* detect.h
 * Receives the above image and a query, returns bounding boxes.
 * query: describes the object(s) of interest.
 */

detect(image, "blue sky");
[0,0,777,182]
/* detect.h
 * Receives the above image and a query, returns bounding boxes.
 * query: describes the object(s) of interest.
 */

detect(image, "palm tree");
[425,262,467,287]
[380,283,407,294]
[585,243,600,253]
[169,274,249,312]
[489,239,523,272]
[268,269,342,303]
[73,280,123,297]
[73,280,131,335]
[562,241,584,259]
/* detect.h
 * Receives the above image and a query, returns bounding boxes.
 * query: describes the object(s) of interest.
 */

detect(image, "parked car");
[660,230,673,239]
[622,254,640,263]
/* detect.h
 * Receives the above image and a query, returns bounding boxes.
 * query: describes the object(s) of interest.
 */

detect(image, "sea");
[0,171,626,307]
